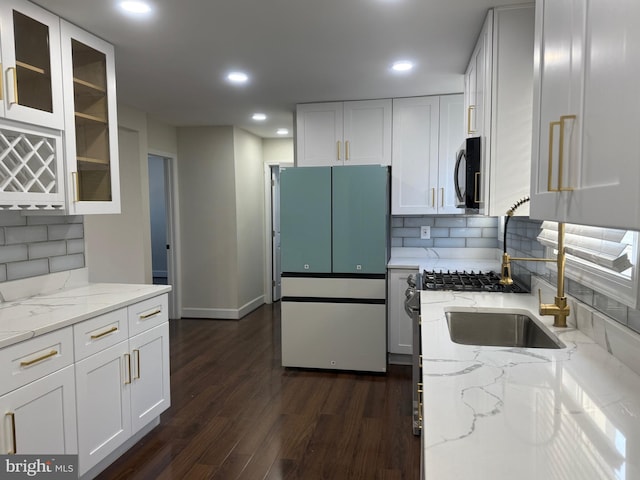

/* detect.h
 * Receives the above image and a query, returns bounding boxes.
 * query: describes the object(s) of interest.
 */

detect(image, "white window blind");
[537,221,634,275]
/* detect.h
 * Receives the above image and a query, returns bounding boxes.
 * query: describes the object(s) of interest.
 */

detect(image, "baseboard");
[182,295,265,320]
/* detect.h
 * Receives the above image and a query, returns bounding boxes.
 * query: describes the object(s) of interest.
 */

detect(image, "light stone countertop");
[0,282,171,349]
[421,289,640,479]
[388,247,501,272]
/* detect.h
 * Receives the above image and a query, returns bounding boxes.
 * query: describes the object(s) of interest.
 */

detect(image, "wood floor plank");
[96,303,420,480]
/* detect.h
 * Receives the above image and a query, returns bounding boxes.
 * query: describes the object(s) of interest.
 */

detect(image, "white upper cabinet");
[391,95,463,215]
[530,0,640,229]
[465,5,534,217]
[0,0,64,130]
[61,20,121,214]
[296,99,392,167]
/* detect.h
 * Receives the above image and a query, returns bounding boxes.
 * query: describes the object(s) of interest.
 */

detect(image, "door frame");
[148,150,181,320]
[263,162,293,304]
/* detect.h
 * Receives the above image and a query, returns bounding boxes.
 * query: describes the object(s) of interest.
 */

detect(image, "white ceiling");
[33,0,529,138]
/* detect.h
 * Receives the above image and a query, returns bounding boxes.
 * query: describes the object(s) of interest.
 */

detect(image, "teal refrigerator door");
[280,167,332,273]
[332,165,388,274]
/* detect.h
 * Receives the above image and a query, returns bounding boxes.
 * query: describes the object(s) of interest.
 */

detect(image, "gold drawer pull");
[133,349,141,380]
[8,67,18,106]
[20,349,57,367]
[139,309,162,320]
[124,354,132,385]
[6,412,17,454]
[72,171,80,202]
[91,326,118,340]
[337,140,342,161]
[345,140,350,161]
[467,105,476,134]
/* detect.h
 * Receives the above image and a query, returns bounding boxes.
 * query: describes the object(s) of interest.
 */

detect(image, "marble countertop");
[0,282,172,349]
[388,247,501,272]
[421,290,640,479]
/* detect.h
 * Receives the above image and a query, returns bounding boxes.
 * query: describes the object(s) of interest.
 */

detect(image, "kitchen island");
[420,289,640,479]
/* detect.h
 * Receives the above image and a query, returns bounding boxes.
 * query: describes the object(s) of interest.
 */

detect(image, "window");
[537,222,639,308]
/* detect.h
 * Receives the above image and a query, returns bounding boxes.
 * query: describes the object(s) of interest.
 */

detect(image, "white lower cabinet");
[0,365,77,455]
[75,298,170,476]
[387,269,417,357]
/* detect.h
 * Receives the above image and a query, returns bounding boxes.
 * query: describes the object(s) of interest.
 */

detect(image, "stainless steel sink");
[445,311,565,349]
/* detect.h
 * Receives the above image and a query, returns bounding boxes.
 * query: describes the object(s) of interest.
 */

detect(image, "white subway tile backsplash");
[434,217,467,228]
[28,241,67,260]
[404,238,435,248]
[49,253,85,273]
[48,223,84,241]
[466,238,499,248]
[404,217,435,227]
[450,228,482,238]
[434,238,466,248]
[0,245,28,263]
[482,227,498,238]
[66,239,85,255]
[466,217,498,228]
[5,226,47,245]
[0,211,27,227]
[0,213,85,284]
[7,259,50,280]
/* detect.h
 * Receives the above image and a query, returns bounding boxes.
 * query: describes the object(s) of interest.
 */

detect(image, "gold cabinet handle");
[431,188,435,207]
[20,349,57,367]
[474,172,481,203]
[124,353,131,385]
[440,187,445,208]
[548,120,561,192]
[140,309,162,320]
[336,140,341,161]
[7,67,18,106]
[558,115,576,192]
[6,413,17,454]
[133,349,141,380]
[548,116,577,192]
[90,326,118,340]
[345,140,350,161]
[72,171,80,202]
[467,105,476,134]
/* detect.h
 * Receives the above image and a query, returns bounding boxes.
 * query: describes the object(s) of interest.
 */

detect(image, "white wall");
[177,127,240,317]
[84,105,151,284]
[234,128,266,313]
[262,138,294,164]
[84,107,177,285]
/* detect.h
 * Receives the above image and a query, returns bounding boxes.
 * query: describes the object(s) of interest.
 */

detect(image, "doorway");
[148,153,179,318]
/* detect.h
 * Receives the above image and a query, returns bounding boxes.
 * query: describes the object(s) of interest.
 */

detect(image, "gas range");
[421,270,527,293]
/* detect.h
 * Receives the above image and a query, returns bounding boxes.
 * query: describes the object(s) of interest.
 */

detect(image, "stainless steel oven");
[404,273,422,436]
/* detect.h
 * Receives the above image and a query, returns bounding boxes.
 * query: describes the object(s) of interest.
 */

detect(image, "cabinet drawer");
[128,295,168,337]
[0,327,73,395]
[73,308,129,361]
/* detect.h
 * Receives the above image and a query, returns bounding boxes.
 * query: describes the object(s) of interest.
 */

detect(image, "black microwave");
[454,136,481,212]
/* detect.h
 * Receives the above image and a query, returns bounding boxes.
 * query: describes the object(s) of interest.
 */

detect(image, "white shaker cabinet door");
[343,99,392,166]
[75,340,132,476]
[129,322,171,434]
[0,365,77,456]
[295,102,343,166]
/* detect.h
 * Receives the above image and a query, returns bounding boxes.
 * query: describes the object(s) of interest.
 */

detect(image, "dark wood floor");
[96,302,421,480]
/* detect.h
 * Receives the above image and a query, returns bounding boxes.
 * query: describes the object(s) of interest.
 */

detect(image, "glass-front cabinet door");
[61,20,120,214]
[0,0,64,129]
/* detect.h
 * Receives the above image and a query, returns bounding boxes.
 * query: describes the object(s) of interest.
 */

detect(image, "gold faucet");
[499,199,570,328]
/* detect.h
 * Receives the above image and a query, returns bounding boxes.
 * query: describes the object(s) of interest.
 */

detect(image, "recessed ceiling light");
[391,61,414,72]
[119,1,151,14]
[227,71,249,84]
[276,128,289,135]
[252,113,267,121]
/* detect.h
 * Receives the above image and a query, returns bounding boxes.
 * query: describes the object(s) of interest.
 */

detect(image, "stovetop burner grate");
[422,270,526,293]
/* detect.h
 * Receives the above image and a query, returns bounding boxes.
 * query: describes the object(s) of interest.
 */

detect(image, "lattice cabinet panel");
[0,125,65,210]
